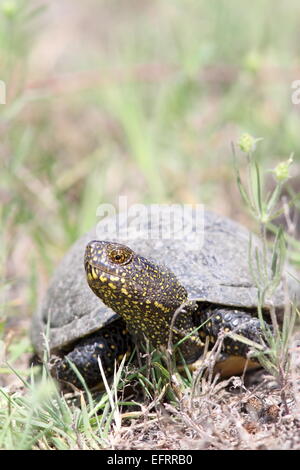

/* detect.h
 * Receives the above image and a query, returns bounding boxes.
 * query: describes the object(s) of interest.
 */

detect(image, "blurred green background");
[1,0,300,372]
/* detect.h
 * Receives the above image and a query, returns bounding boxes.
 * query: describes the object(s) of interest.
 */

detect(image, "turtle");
[31,207,298,388]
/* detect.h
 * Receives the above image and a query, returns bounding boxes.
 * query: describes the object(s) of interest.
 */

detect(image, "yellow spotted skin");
[84,241,267,370]
[85,240,202,363]
[53,318,131,388]
[197,306,266,357]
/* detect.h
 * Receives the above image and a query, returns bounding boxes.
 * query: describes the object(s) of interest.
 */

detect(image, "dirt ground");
[106,335,300,450]
[2,318,300,450]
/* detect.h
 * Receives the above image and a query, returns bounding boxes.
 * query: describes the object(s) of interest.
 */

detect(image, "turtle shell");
[31,209,298,354]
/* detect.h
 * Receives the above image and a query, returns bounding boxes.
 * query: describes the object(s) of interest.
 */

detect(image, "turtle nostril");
[85,241,100,260]
[86,240,101,251]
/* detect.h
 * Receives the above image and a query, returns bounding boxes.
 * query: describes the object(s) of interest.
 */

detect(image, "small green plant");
[233,134,299,412]
[0,352,143,450]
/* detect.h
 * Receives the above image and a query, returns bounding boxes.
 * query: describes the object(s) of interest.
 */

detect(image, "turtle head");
[84,240,188,346]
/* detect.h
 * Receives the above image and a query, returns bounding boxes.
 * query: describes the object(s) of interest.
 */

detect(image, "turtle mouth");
[84,259,123,280]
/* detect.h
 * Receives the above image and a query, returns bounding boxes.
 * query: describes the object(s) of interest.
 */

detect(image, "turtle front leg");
[196,305,269,358]
[51,319,132,389]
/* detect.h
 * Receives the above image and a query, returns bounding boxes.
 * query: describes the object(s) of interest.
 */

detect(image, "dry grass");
[86,335,300,451]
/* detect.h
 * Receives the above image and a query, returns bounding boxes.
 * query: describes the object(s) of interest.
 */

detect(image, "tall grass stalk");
[233,134,299,411]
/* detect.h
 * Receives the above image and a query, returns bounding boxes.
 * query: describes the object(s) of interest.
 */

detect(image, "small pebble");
[245,396,264,419]
[243,421,259,434]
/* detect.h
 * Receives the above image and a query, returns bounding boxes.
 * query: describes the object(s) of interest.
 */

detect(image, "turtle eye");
[108,247,133,265]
